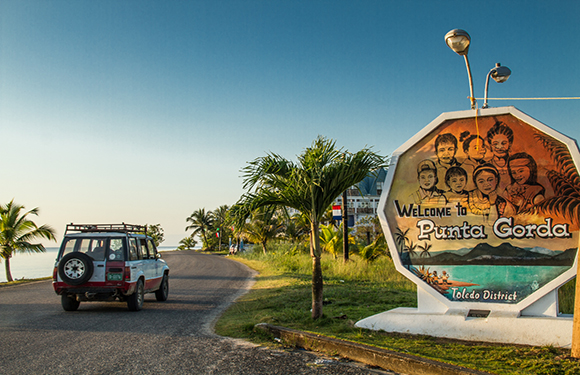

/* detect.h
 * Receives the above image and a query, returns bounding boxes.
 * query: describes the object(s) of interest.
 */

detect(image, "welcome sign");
[381,107,580,308]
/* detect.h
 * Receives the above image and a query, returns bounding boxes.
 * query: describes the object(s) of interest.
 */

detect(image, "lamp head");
[445,29,471,56]
[490,63,511,83]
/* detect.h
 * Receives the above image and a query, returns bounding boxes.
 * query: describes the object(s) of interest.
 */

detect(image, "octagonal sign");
[380,107,580,312]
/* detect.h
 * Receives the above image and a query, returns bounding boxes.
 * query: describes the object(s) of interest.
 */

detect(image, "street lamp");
[445,29,475,109]
[483,63,511,108]
[445,29,512,110]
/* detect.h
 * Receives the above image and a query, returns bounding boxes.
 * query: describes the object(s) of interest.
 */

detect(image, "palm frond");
[535,133,580,186]
[528,196,580,226]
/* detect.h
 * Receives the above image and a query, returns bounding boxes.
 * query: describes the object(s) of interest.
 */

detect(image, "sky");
[1,0,579,246]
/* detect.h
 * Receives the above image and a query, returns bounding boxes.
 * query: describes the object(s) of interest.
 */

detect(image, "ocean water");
[0,246,179,283]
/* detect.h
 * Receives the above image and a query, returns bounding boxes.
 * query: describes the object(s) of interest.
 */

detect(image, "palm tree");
[179,236,197,250]
[0,200,56,282]
[284,212,310,242]
[242,209,284,254]
[231,136,384,319]
[212,205,230,251]
[185,208,214,250]
[145,224,164,247]
[359,233,387,262]
[319,224,341,259]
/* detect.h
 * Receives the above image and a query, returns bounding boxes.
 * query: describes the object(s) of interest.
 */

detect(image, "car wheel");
[155,274,169,301]
[61,294,80,311]
[127,279,144,311]
[58,252,94,286]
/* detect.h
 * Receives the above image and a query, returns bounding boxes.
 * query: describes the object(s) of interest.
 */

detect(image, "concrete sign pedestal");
[356,286,573,347]
[357,107,580,347]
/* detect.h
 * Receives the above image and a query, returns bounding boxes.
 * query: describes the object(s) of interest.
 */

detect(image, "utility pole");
[342,189,349,263]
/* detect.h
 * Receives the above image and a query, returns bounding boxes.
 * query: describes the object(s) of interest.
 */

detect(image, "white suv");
[52,223,170,311]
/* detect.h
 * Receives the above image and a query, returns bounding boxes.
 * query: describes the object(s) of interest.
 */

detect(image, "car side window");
[147,239,158,259]
[129,238,140,260]
[139,238,150,259]
[61,238,77,258]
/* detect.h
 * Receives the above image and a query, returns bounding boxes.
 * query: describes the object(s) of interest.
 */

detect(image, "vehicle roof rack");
[65,223,147,234]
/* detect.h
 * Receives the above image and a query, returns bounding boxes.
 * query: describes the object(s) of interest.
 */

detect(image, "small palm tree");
[242,209,284,254]
[145,224,164,247]
[186,208,214,250]
[0,200,56,282]
[212,205,230,251]
[358,233,387,262]
[319,224,341,259]
[282,212,310,244]
[179,236,197,250]
[231,136,384,319]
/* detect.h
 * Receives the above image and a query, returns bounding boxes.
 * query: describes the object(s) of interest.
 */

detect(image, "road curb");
[255,323,493,375]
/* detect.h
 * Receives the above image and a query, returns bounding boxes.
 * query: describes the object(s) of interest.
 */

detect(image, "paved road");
[0,251,389,374]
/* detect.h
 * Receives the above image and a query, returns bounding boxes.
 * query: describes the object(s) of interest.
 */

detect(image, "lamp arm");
[483,70,492,108]
[463,55,476,109]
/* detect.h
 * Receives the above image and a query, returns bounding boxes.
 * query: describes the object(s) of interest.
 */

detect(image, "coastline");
[0,246,180,283]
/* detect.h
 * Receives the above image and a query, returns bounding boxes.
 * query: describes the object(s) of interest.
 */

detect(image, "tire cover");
[58,252,94,286]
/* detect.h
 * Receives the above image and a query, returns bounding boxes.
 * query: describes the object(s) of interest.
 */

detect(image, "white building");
[334,168,387,227]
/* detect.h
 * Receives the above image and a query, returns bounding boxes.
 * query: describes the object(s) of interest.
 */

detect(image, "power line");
[475,97,580,101]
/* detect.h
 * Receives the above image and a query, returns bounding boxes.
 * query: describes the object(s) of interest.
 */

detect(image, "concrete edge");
[254,323,494,375]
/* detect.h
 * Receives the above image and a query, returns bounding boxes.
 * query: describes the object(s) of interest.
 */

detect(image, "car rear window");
[108,238,126,261]
[60,237,126,261]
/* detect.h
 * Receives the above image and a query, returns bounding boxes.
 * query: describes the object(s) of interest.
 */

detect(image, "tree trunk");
[310,220,323,320]
[311,255,323,319]
[5,256,13,282]
[261,241,267,255]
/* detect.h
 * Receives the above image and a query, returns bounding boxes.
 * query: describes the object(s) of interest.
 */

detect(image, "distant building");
[334,168,387,227]
[284,168,387,227]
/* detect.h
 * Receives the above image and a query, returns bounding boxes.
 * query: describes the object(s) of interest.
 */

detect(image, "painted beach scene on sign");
[385,112,579,304]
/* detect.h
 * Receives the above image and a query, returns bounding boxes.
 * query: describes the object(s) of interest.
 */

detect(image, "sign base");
[355,287,572,347]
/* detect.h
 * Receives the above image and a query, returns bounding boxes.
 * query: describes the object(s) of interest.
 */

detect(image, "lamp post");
[483,63,511,108]
[445,29,511,110]
[445,29,475,109]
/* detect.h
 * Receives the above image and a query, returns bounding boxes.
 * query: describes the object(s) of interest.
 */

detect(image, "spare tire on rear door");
[58,252,94,286]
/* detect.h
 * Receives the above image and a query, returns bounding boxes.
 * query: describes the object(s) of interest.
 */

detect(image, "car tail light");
[124,266,131,280]
[53,267,58,281]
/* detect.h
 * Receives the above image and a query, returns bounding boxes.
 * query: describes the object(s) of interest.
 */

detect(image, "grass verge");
[0,276,52,287]
[214,245,580,375]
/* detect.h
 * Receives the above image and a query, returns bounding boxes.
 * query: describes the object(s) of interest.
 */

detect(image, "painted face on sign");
[510,161,531,185]
[475,171,498,195]
[436,142,457,165]
[467,139,487,160]
[449,175,467,193]
[419,170,436,190]
[490,134,511,158]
